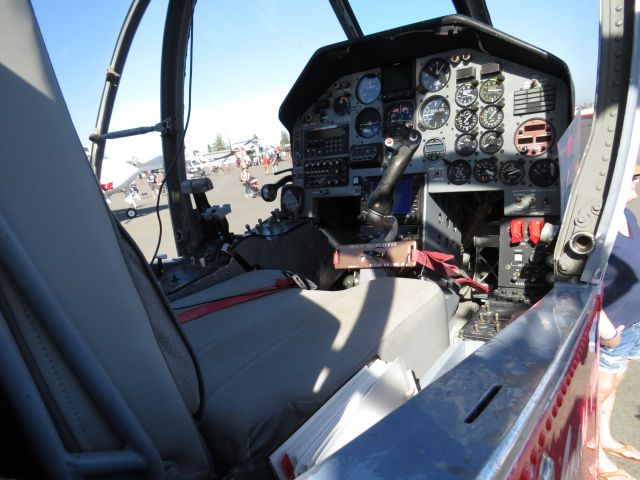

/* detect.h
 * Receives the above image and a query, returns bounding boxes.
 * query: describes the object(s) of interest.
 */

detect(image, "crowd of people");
[234,146,285,174]
[230,147,287,198]
[120,147,288,209]
[191,146,288,177]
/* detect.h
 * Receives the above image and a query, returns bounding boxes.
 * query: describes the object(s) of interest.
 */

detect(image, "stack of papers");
[270,358,418,479]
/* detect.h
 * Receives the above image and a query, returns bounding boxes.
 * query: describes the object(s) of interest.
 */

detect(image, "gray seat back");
[0,2,210,477]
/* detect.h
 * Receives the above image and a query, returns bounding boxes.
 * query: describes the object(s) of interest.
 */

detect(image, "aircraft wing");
[99,157,140,192]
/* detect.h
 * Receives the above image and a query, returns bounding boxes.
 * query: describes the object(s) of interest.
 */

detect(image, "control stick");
[361,128,422,241]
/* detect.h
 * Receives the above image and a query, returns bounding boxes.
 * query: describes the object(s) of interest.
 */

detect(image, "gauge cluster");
[290,47,568,220]
[413,49,568,217]
[280,20,573,301]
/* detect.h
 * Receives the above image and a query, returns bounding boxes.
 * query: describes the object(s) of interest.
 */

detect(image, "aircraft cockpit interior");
[165,15,572,344]
[5,2,625,479]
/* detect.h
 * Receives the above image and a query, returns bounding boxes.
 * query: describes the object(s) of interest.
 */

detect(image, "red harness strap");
[411,249,489,293]
[175,278,296,324]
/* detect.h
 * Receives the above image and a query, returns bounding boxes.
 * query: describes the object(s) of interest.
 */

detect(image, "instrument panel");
[291,48,568,219]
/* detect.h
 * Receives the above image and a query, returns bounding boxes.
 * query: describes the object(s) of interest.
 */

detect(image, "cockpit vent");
[513,85,556,115]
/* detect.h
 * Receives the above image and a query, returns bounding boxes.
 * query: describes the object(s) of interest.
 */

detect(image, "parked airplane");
[99,157,139,194]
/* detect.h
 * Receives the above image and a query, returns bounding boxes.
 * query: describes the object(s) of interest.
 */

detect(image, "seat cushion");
[176,273,450,477]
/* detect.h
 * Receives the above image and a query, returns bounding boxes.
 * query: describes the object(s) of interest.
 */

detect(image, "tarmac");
[110,162,282,261]
[114,163,640,477]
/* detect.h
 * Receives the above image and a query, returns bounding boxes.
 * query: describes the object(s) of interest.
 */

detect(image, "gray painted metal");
[90,0,151,180]
[555,0,638,282]
[582,2,640,284]
[301,283,598,479]
[89,120,169,142]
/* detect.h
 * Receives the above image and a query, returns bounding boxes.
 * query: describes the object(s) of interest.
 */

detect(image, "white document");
[269,358,417,480]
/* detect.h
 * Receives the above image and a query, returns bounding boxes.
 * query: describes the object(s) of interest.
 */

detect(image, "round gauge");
[473,158,499,183]
[454,109,478,132]
[479,105,504,129]
[479,78,504,103]
[355,108,382,138]
[454,134,478,156]
[447,160,472,185]
[455,83,478,107]
[420,58,451,92]
[479,131,503,154]
[514,119,556,157]
[385,101,415,127]
[356,74,381,105]
[333,95,350,115]
[423,138,446,162]
[281,186,303,215]
[528,159,559,187]
[499,160,526,185]
[420,96,450,130]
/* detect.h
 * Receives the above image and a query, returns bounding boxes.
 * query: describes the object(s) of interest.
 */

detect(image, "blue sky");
[31,0,599,162]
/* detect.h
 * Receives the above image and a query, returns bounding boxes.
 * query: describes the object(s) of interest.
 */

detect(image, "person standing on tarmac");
[147,171,158,199]
[262,151,270,174]
[597,165,640,480]
[272,151,280,173]
[239,165,256,198]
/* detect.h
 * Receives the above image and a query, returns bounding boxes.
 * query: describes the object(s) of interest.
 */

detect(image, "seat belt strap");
[411,249,489,293]
[175,278,296,324]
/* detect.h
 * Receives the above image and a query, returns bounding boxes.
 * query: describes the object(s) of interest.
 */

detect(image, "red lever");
[528,219,545,244]
[510,219,525,244]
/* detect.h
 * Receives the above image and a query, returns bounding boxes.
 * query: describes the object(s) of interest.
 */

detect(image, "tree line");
[206,130,290,153]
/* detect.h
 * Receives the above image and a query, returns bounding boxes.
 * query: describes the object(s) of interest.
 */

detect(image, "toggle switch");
[510,219,525,244]
[528,218,545,244]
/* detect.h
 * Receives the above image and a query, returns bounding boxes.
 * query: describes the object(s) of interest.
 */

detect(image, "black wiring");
[150,0,196,265]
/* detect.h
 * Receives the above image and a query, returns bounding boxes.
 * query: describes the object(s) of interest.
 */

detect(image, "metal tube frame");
[90,0,151,180]
[451,0,493,26]
[328,0,363,39]
[160,0,207,257]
